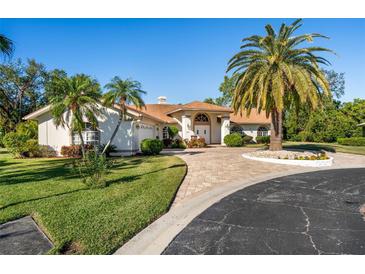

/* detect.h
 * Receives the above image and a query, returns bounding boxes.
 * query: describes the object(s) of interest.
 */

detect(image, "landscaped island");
[0,149,186,254]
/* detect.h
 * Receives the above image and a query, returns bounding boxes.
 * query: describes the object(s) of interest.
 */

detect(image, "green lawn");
[0,149,186,254]
[283,142,365,156]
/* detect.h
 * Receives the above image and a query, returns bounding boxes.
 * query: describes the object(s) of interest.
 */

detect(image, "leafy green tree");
[0,59,48,131]
[227,19,333,150]
[102,77,146,154]
[168,125,179,139]
[204,75,237,106]
[284,70,348,141]
[0,34,14,58]
[49,74,102,158]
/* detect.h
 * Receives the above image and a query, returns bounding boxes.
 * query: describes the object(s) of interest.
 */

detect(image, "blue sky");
[1,18,364,103]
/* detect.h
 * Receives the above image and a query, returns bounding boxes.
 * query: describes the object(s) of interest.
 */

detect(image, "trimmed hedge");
[242,135,253,144]
[256,136,270,144]
[337,137,365,146]
[224,133,243,147]
[140,138,164,155]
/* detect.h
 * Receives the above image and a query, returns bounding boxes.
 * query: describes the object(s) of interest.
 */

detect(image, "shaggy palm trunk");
[78,131,86,158]
[270,108,283,151]
[102,101,126,155]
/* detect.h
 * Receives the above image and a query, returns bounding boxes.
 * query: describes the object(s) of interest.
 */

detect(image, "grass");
[283,141,365,155]
[0,148,186,254]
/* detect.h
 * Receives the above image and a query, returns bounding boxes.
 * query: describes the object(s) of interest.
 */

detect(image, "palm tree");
[227,19,333,150]
[102,77,146,154]
[50,74,103,158]
[0,34,14,58]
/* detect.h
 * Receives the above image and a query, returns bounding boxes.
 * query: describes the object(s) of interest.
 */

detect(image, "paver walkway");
[168,146,365,205]
[163,168,365,254]
[0,216,53,255]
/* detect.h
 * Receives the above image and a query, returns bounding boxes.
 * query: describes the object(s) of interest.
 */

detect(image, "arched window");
[257,126,269,137]
[194,113,209,123]
[162,126,169,139]
[230,125,243,135]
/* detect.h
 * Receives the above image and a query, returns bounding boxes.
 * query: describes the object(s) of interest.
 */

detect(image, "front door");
[194,125,210,144]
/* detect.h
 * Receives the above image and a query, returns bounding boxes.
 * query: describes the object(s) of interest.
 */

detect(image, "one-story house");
[23,96,271,155]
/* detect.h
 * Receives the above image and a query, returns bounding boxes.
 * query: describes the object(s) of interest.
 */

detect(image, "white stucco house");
[24,96,271,156]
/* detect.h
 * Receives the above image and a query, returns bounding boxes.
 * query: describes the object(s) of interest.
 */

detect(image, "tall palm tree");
[0,34,14,58]
[50,74,103,158]
[102,77,146,154]
[227,19,333,150]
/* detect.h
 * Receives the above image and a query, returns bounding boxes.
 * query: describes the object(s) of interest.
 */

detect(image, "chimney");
[157,96,167,104]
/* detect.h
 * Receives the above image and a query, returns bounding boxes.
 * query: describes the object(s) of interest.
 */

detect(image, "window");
[194,113,209,123]
[257,126,269,137]
[162,126,168,139]
[72,122,100,145]
[230,125,243,135]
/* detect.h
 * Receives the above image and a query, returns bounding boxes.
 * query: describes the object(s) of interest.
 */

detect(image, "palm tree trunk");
[102,101,126,155]
[78,131,86,158]
[270,108,283,151]
[102,118,122,155]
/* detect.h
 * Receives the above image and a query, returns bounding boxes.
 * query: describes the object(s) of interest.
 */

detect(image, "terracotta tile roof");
[127,104,179,123]
[128,101,270,125]
[230,109,271,125]
[175,101,233,113]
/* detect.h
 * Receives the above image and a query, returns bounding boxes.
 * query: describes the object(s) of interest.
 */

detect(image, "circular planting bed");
[242,150,333,167]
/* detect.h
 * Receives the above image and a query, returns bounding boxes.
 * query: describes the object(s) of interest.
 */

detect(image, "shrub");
[171,139,186,149]
[38,145,57,157]
[140,138,164,155]
[256,136,270,144]
[61,145,94,157]
[162,138,172,148]
[168,126,179,139]
[75,150,113,188]
[242,135,253,144]
[2,132,29,157]
[337,137,365,146]
[61,145,82,157]
[16,121,38,139]
[224,133,243,147]
[24,139,41,157]
[99,144,117,157]
[186,137,206,148]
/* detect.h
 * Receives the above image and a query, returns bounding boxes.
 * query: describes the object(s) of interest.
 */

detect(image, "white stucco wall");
[37,111,71,155]
[97,107,136,152]
[232,124,271,141]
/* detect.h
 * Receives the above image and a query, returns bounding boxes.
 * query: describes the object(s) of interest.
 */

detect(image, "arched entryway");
[193,113,210,144]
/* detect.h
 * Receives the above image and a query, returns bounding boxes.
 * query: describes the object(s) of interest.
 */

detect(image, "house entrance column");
[182,115,192,140]
[221,115,230,145]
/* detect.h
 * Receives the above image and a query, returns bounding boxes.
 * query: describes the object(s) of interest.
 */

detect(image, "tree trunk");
[78,131,86,158]
[101,118,122,155]
[270,108,283,151]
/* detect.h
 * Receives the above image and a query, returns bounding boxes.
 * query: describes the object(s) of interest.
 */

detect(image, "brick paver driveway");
[168,146,365,205]
[116,146,365,254]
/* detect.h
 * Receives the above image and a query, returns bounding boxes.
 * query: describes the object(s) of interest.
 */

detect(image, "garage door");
[138,124,155,143]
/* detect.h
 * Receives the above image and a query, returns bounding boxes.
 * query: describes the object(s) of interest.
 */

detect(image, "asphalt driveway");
[163,168,365,255]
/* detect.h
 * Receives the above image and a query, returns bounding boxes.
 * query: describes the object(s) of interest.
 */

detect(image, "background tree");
[0,34,14,59]
[284,70,345,140]
[102,77,146,154]
[0,59,48,132]
[204,75,237,106]
[49,74,102,158]
[227,19,333,150]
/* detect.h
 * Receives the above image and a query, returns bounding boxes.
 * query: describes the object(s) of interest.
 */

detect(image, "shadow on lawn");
[0,160,78,186]
[284,143,336,153]
[106,163,186,186]
[0,187,87,210]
